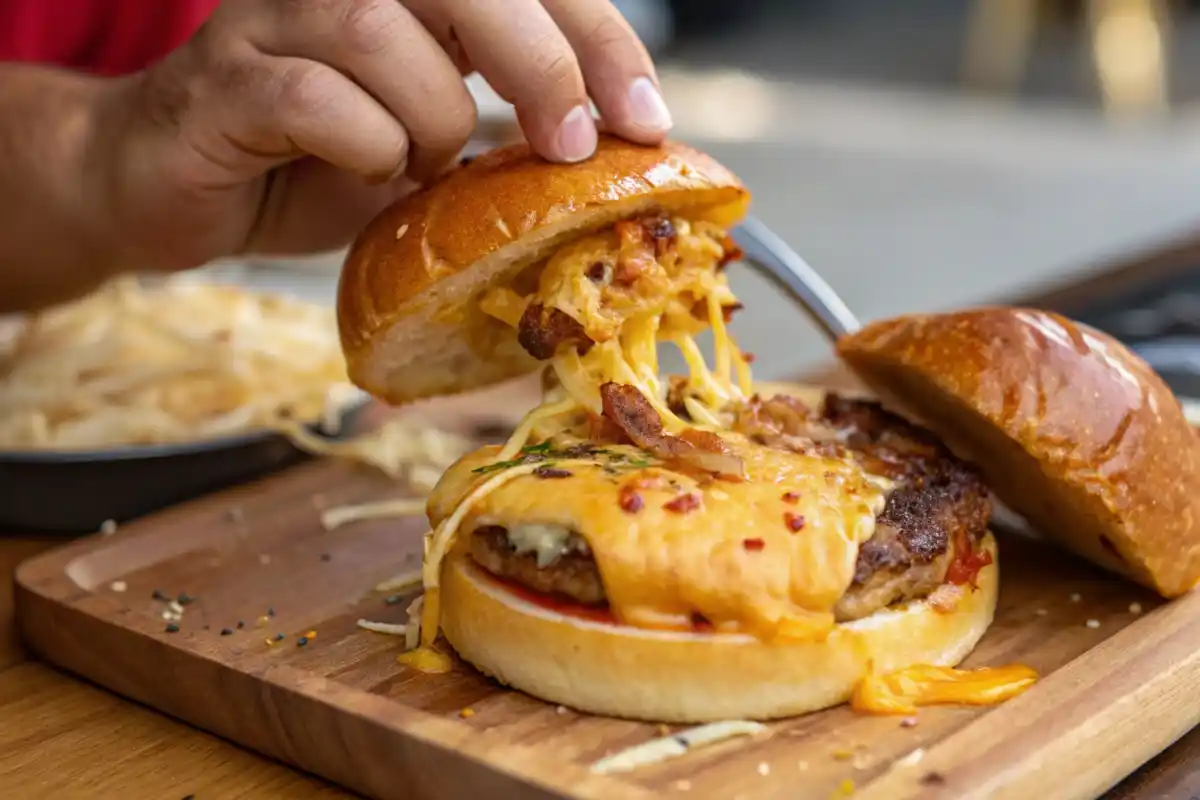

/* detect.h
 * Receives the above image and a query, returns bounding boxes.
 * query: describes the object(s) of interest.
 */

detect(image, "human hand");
[88,0,671,272]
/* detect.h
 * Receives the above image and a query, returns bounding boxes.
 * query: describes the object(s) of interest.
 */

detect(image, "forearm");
[0,64,122,313]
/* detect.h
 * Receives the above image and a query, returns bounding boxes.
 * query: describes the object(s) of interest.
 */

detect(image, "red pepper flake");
[781,491,800,504]
[690,612,714,632]
[619,485,644,514]
[743,538,766,552]
[743,352,757,364]
[784,512,806,532]
[663,492,701,514]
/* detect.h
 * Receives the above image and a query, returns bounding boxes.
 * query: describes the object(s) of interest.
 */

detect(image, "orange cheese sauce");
[428,436,891,641]
[851,663,1039,715]
[478,216,736,344]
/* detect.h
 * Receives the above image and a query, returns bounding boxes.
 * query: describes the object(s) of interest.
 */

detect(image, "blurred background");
[220,0,1200,381]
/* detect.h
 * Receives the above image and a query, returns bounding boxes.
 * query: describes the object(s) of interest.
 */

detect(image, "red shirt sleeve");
[0,0,220,76]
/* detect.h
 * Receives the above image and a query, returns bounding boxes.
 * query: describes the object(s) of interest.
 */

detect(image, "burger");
[336,136,1200,723]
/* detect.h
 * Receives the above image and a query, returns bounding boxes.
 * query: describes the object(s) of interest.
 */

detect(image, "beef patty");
[467,391,991,623]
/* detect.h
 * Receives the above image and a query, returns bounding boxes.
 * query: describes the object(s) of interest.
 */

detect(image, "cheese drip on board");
[851,663,1040,715]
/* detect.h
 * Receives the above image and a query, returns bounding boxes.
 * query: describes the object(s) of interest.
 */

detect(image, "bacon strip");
[517,303,594,360]
[599,382,744,479]
[733,393,843,450]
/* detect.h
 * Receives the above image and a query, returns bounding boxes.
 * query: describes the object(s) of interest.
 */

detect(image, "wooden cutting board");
[14,377,1200,800]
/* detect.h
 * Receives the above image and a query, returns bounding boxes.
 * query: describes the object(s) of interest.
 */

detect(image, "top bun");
[837,307,1200,598]
[337,135,750,404]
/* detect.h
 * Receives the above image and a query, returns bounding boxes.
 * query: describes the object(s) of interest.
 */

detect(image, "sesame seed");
[257,616,269,627]
[555,705,568,715]
[395,224,409,240]
[757,762,770,776]
[1070,593,1082,603]
[657,723,671,736]
[110,581,127,593]
[459,708,475,718]
[220,628,233,636]
[265,637,276,646]
[167,601,184,615]
[164,623,180,633]
[99,519,117,535]
[1129,602,1143,614]
[1086,619,1101,629]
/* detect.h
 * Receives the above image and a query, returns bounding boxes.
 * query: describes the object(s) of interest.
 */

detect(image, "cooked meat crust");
[468,391,991,623]
[470,525,606,606]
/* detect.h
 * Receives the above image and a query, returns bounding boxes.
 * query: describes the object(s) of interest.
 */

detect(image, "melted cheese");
[430,438,887,639]
[404,214,895,654]
[851,663,1040,715]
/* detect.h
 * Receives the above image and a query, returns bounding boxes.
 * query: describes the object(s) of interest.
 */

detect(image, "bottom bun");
[439,533,999,723]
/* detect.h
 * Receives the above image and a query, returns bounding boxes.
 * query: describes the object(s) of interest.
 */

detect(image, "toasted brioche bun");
[439,534,998,723]
[337,136,750,405]
[837,307,1200,598]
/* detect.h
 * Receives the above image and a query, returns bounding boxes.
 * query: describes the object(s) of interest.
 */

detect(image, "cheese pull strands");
[495,398,579,462]
[851,663,1040,716]
[589,721,768,774]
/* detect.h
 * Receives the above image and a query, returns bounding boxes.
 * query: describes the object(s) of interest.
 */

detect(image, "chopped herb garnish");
[385,594,404,606]
[165,623,180,634]
[151,589,167,601]
[236,620,245,629]
[273,633,286,641]
[267,607,276,618]
[297,636,310,647]
[177,593,196,606]
[628,458,652,468]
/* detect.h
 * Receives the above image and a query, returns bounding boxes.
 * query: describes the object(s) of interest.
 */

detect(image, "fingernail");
[627,77,673,133]
[554,106,598,163]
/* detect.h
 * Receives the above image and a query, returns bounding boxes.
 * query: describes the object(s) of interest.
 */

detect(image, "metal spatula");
[730,215,860,342]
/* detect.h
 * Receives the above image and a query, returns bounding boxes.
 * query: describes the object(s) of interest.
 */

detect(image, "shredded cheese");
[706,290,735,391]
[589,721,768,774]
[496,398,579,461]
[320,498,428,531]
[374,569,424,593]
[356,620,409,636]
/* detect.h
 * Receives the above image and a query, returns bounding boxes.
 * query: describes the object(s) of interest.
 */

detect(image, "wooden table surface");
[5,367,1200,800]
